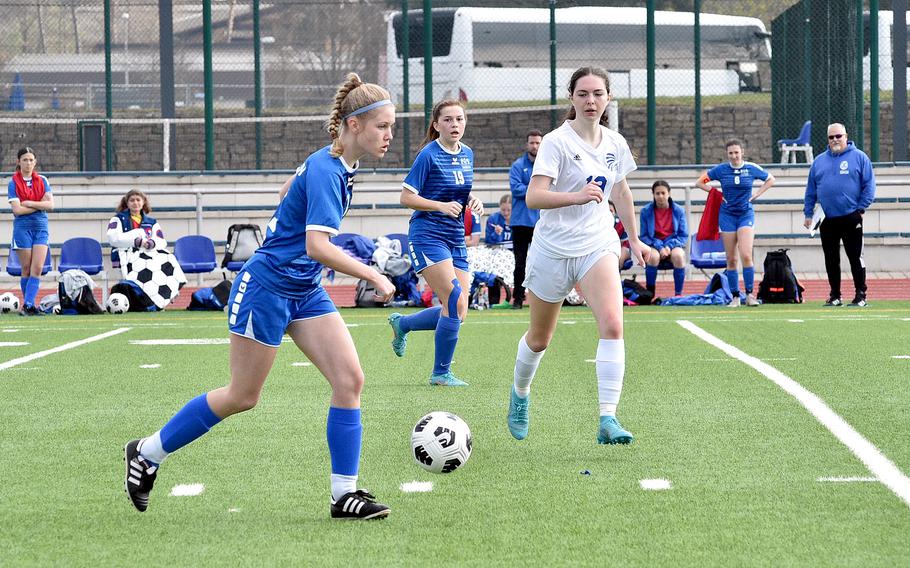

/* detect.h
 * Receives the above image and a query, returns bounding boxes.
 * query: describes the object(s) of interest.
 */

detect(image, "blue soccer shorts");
[718,207,755,233]
[407,238,469,273]
[11,226,49,249]
[227,270,337,347]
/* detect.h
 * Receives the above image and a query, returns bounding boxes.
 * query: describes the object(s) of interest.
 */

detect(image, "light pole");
[122,12,130,87]
[260,36,274,110]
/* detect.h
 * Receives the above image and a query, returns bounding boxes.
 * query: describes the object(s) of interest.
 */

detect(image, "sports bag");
[757,249,804,303]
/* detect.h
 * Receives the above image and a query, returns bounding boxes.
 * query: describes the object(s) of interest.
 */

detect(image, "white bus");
[384,6,772,103]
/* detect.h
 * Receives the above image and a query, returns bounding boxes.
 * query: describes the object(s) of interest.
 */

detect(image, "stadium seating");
[778,120,814,164]
[174,235,218,273]
[58,237,104,274]
[690,235,727,277]
[6,249,52,277]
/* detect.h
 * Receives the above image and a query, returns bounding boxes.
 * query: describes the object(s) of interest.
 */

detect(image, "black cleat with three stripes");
[330,490,390,520]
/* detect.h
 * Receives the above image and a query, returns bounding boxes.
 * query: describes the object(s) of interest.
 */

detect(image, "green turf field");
[2,303,909,567]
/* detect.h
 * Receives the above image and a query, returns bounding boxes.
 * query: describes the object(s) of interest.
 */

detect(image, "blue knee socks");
[743,266,755,294]
[433,316,461,375]
[673,268,686,296]
[24,277,40,307]
[399,306,442,333]
[645,266,658,290]
[726,269,740,294]
[326,406,361,476]
[158,393,223,453]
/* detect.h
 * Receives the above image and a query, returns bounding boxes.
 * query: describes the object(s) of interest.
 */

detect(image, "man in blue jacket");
[508,130,542,309]
[803,123,876,307]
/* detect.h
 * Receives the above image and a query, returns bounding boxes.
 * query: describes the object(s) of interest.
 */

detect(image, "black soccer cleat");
[124,439,158,512]
[330,490,390,520]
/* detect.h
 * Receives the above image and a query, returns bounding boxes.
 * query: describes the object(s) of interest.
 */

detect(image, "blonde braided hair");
[326,73,391,157]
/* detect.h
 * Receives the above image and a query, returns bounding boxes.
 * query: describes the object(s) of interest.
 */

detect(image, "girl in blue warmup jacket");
[388,99,484,387]
[123,73,397,521]
[639,180,688,295]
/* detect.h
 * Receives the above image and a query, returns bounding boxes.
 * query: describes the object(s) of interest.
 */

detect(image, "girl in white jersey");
[506,67,648,445]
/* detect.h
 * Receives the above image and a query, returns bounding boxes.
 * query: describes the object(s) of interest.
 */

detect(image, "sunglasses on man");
[828,134,845,140]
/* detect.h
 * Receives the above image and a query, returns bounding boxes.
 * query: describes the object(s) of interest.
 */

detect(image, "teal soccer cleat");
[597,416,634,445]
[507,387,530,440]
[429,371,469,387]
[388,313,408,357]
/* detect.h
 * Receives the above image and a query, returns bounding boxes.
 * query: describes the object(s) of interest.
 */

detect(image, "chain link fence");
[1,1,902,170]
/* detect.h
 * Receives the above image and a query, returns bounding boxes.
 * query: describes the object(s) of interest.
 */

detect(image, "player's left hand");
[468,195,484,216]
[630,239,649,267]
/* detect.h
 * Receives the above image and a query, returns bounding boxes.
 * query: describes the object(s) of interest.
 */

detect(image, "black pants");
[511,225,534,304]
[819,210,866,299]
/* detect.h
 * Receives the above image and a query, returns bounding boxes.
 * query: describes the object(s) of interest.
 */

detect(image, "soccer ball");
[411,411,473,474]
[106,293,130,314]
[0,293,21,313]
[124,250,186,309]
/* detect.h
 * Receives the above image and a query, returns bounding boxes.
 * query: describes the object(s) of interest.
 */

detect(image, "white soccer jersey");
[531,122,636,257]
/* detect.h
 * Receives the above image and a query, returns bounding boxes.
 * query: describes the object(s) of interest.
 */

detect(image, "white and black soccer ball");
[106,292,130,314]
[0,293,21,313]
[411,411,473,474]
[124,250,186,309]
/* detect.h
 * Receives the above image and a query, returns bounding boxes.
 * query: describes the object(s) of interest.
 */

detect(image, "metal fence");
[0,0,905,171]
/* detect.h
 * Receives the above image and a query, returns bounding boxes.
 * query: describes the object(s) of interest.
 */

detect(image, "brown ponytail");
[421,99,465,146]
[326,73,392,158]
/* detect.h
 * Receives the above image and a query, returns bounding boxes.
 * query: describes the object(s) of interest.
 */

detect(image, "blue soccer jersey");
[403,139,474,245]
[244,145,355,298]
[706,162,768,213]
[7,176,52,230]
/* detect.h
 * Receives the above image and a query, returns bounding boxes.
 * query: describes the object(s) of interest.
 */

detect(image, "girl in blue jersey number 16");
[696,139,775,306]
[124,73,397,520]
[388,99,483,387]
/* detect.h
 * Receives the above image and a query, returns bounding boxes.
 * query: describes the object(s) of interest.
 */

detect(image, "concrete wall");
[3,102,908,171]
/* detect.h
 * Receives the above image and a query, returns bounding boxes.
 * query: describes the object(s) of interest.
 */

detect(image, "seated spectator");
[484,194,513,249]
[106,189,185,311]
[640,180,688,296]
[464,208,482,247]
[609,200,632,268]
[106,189,167,271]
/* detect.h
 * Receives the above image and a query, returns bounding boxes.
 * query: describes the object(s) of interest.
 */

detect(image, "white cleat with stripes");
[330,490,390,520]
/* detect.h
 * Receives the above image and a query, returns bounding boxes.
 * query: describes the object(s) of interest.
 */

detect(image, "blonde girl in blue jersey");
[388,99,484,387]
[123,73,397,520]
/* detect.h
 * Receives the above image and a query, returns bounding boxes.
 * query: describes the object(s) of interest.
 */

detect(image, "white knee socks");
[596,338,625,416]
[513,334,545,398]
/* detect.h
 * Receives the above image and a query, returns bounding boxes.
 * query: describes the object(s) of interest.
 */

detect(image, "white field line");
[139,364,161,369]
[677,319,910,509]
[400,481,433,493]
[640,478,672,490]
[818,476,878,482]
[0,328,131,372]
[0,342,29,346]
[170,483,205,496]
[130,338,230,345]
[892,356,910,359]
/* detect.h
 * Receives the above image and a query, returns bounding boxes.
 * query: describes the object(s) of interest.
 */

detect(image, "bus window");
[393,10,456,59]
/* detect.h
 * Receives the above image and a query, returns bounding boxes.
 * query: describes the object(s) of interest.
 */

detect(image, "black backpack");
[188,279,233,311]
[622,277,654,305]
[757,249,805,303]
